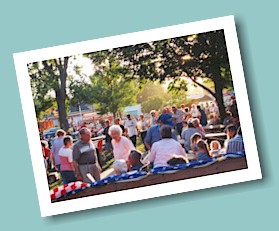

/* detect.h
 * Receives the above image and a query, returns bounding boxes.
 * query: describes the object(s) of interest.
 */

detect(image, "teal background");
[0,0,277,230]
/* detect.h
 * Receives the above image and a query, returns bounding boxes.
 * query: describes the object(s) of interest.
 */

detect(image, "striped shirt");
[226,135,244,153]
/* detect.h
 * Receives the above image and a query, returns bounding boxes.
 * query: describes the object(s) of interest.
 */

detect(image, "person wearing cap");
[148,125,187,168]
[144,113,177,150]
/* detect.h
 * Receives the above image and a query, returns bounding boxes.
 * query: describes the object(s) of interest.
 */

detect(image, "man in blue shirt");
[144,113,177,150]
[226,126,244,153]
[197,105,208,126]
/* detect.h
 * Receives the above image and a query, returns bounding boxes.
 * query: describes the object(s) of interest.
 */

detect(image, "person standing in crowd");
[180,104,186,110]
[73,128,101,183]
[197,105,208,126]
[125,114,138,147]
[109,125,135,161]
[148,125,187,168]
[51,129,66,172]
[181,122,204,152]
[103,120,113,153]
[184,107,192,121]
[162,106,172,115]
[58,136,77,184]
[226,126,244,153]
[204,102,210,117]
[172,105,186,136]
[149,110,157,126]
[115,118,125,134]
[209,102,219,116]
[223,111,234,126]
[228,96,239,119]
[137,114,149,151]
[41,142,51,170]
[144,113,177,150]
[208,113,220,125]
[190,104,200,118]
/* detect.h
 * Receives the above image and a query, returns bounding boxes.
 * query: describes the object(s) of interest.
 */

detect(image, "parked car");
[44,127,60,139]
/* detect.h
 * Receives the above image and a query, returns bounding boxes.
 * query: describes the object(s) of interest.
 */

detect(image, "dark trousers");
[130,135,137,147]
[140,131,148,151]
[60,170,77,184]
[176,122,183,136]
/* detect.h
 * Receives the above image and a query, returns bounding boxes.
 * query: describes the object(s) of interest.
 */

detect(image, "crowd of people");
[41,97,244,185]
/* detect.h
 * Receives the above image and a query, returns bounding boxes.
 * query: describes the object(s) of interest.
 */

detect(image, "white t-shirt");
[58,147,73,162]
[137,119,148,132]
[191,108,200,118]
[149,138,187,168]
[125,119,138,137]
[111,136,135,161]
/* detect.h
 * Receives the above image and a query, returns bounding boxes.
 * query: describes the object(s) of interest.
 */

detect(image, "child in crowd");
[167,155,188,166]
[112,159,128,175]
[190,133,203,154]
[196,139,211,160]
[58,136,77,184]
[128,150,144,171]
[209,140,222,158]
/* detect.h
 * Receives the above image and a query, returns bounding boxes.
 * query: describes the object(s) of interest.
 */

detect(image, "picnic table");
[205,132,226,139]
[203,124,225,133]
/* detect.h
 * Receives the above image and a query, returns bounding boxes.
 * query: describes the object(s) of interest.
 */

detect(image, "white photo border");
[13,15,262,217]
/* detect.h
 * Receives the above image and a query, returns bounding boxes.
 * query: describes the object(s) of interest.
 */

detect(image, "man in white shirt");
[125,114,138,147]
[172,105,186,136]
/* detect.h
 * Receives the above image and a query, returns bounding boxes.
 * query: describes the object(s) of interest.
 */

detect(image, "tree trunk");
[56,90,69,131]
[214,80,226,122]
[56,57,69,132]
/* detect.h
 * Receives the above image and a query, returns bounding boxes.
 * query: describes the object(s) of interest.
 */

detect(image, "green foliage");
[141,96,164,113]
[84,54,139,116]
[136,81,171,104]
[28,58,70,130]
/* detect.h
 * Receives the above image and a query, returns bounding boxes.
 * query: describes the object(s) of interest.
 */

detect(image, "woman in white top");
[109,125,135,161]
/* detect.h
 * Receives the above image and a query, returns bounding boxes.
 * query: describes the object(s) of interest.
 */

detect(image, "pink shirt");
[59,147,74,171]
[149,138,187,168]
[112,136,135,161]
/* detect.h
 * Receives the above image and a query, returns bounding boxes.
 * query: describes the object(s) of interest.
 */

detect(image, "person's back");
[182,126,202,151]
[197,106,207,126]
[226,135,244,153]
[51,136,64,167]
[149,138,186,168]
[226,126,244,153]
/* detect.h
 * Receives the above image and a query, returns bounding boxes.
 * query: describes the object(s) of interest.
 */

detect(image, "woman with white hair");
[109,125,135,161]
[112,159,128,175]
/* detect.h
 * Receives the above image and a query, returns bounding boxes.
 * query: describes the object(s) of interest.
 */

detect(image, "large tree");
[113,29,232,120]
[80,53,139,118]
[28,57,70,131]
